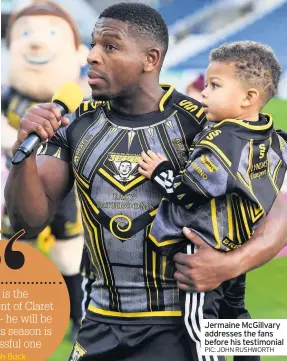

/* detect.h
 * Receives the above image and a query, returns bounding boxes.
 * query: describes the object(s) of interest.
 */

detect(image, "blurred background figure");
[1,150,9,219]
[186,74,204,102]
[1,0,91,343]
[1,0,286,360]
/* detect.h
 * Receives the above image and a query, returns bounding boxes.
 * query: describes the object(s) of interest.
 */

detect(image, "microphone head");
[52,82,84,113]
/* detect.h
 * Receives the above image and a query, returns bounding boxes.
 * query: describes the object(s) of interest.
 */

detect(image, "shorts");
[69,314,191,361]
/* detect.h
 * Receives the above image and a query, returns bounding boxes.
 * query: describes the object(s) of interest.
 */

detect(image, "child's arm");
[138,150,169,179]
[138,147,232,207]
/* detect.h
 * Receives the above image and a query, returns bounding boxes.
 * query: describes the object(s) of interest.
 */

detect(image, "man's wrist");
[224,246,249,279]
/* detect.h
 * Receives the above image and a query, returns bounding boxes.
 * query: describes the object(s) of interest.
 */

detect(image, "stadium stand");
[157,0,216,26]
[169,1,287,70]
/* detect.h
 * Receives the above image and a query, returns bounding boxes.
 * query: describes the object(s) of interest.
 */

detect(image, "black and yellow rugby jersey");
[38,85,206,323]
[1,86,82,240]
[149,114,287,254]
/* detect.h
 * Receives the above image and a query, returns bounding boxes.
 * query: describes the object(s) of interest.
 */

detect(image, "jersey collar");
[104,84,179,128]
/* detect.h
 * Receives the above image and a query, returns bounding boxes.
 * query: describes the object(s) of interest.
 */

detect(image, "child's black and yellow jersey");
[38,85,206,323]
[149,114,287,254]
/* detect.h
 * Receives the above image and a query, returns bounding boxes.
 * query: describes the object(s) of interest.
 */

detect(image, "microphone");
[12,82,83,165]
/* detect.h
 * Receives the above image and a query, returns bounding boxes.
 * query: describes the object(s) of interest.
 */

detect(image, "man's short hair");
[210,41,282,103]
[99,2,169,56]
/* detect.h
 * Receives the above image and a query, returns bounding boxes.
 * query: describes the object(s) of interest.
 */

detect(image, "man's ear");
[143,47,162,73]
[242,88,260,108]
[77,44,89,67]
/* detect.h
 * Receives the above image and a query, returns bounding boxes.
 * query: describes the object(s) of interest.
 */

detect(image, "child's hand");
[138,150,167,179]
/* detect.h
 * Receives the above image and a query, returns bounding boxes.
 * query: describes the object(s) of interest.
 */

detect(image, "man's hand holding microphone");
[12,82,83,164]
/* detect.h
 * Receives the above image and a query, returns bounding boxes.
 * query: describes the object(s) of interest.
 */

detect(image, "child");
[138,41,287,361]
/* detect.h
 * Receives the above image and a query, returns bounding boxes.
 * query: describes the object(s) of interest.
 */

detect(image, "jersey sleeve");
[37,112,75,162]
[151,146,232,208]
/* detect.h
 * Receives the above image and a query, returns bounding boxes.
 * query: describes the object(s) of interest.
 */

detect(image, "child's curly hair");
[210,41,282,104]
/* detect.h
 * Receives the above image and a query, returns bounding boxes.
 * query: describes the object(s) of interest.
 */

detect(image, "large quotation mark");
[0,229,26,270]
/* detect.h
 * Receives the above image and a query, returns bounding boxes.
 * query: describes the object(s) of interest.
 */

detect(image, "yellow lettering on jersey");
[200,155,218,172]
[206,130,222,141]
[222,238,240,250]
[251,160,268,172]
[177,99,205,123]
[74,134,94,164]
[80,100,106,115]
[259,143,266,159]
[108,154,140,163]
[250,170,267,179]
[190,161,208,179]
[179,99,198,112]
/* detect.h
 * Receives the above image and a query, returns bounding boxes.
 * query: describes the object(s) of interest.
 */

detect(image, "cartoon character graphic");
[115,160,136,182]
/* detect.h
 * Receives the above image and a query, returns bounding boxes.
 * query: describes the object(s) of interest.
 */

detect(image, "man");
[5,3,287,361]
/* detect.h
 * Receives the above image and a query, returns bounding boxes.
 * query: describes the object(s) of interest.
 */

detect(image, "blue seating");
[169,2,287,71]
[158,0,215,26]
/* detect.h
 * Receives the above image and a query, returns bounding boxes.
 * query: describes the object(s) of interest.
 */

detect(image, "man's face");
[87,18,146,100]
[119,161,132,176]
[8,15,84,100]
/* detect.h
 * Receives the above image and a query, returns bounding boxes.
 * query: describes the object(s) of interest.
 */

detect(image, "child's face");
[201,61,247,122]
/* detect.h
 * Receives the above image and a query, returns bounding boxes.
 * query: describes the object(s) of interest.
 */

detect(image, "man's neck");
[110,83,165,115]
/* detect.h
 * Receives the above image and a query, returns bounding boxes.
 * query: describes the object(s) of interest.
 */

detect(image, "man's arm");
[4,103,71,237]
[5,155,72,237]
[174,192,287,292]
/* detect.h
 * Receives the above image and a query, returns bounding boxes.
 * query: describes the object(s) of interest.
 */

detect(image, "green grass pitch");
[264,98,287,131]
